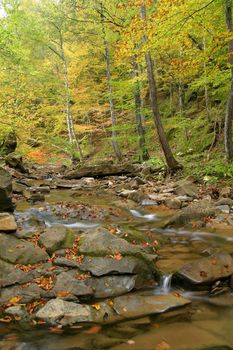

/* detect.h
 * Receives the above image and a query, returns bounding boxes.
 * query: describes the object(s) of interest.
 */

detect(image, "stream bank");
[0,163,232,349]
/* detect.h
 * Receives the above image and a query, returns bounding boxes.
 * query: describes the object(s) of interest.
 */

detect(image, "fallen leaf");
[9,296,22,305]
[56,291,71,298]
[49,326,63,334]
[85,325,102,334]
[92,303,101,311]
[0,316,12,323]
[155,340,170,350]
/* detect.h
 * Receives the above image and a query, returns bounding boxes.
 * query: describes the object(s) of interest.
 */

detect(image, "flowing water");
[1,187,233,350]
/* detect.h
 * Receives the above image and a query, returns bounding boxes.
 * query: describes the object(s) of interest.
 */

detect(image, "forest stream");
[0,177,233,350]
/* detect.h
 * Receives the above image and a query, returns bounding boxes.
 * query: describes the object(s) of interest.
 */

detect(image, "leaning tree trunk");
[100,3,122,161]
[132,55,149,162]
[225,0,233,161]
[140,5,181,171]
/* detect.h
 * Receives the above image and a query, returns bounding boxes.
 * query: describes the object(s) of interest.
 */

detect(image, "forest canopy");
[0,0,233,178]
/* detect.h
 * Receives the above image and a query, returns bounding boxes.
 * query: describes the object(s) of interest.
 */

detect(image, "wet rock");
[62,255,152,276]
[165,198,182,209]
[0,213,17,231]
[39,225,75,254]
[79,228,157,267]
[215,205,230,214]
[52,271,93,298]
[215,198,233,207]
[112,293,191,319]
[163,202,216,227]
[24,192,45,203]
[5,305,28,318]
[12,181,27,194]
[0,283,43,304]
[0,233,49,264]
[0,259,28,287]
[86,275,137,298]
[0,167,13,212]
[5,153,27,173]
[118,190,137,198]
[174,178,199,198]
[0,260,53,288]
[176,252,233,286]
[36,299,93,325]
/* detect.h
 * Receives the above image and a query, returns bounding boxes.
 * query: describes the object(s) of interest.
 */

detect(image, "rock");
[64,163,136,179]
[0,233,49,264]
[0,260,53,288]
[174,178,199,198]
[80,256,153,276]
[52,271,93,298]
[165,198,182,209]
[176,252,233,286]
[0,167,13,212]
[163,202,216,227]
[86,275,137,298]
[5,152,27,173]
[0,259,27,287]
[39,225,75,254]
[118,190,137,198]
[215,205,230,214]
[0,213,17,231]
[12,181,27,194]
[112,293,191,319]
[36,293,191,326]
[0,131,17,155]
[0,283,43,304]
[220,187,232,198]
[5,305,27,318]
[215,198,233,207]
[79,228,157,267]
[36,299,93,325]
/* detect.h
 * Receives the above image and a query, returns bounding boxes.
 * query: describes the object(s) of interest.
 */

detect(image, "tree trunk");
[225,0,233,160]
[59,30,83,160]
[100,2,122,161]
[132,55,149,162]
[140,5,181,171]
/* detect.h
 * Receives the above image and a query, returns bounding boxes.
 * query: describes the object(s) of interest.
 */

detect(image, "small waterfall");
[160,274,173,294]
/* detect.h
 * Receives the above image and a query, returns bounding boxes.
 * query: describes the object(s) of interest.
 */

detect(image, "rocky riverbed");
[0,163,233,350]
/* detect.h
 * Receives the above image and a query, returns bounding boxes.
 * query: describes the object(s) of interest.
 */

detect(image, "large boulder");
[0,167,13,212]
[176,252,233,286]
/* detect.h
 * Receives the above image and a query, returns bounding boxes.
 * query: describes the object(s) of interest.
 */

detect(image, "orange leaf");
[85,325,102,334]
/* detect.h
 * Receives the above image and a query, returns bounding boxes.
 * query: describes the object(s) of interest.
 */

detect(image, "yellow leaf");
[92,303,101,311]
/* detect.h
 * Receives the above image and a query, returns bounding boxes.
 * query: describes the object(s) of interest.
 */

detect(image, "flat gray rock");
[0,233,49,264]
[0,283,42,304]
[0,213,17,231]
[177,252,233,285]
[52,271,93,298]
[79,228,156,266]
[86,275,137,298]
[112,293,191,319]
[39,225,75,254]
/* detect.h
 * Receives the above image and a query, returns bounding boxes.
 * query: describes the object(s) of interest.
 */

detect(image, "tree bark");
[59,29,83,160]
[225,0,233,160]
[100,2,122,161]
[140,5,181,171]
[132,55,149,162]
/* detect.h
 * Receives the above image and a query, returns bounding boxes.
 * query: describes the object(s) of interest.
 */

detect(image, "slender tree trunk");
[100,2,122,161]
[203,36,211,121]
[225,0,233,160]
[140,5,181,171]
[132,55,149,162]
[59,30,83,160]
